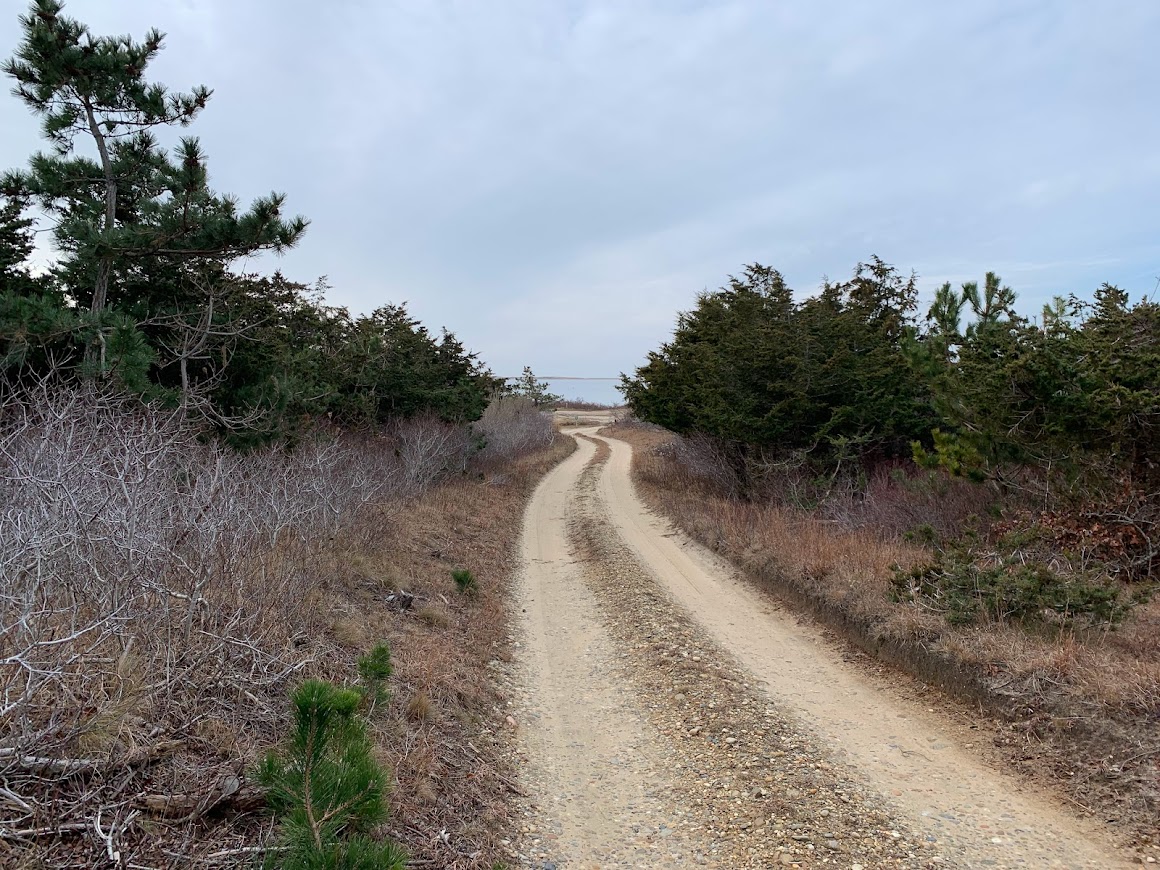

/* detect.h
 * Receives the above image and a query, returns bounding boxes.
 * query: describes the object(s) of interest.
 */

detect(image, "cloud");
[2,0,1158,398]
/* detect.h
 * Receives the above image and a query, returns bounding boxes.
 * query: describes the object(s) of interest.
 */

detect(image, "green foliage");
[356,644,393,711]
[911,429,987,482]
[1,3,497,442]
[621,259,936,483]
[450,568,477,597]
[258,679,406,870]
[325,304,498,429]
[2,0,307,318]
[626,255,1159,501]
[911,275,1160,487]
[507,366,562,408]
[0,195,39,286]
[893,536,1125,628]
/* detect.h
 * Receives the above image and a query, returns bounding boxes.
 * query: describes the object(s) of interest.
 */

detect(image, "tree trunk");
[82,101,116,315]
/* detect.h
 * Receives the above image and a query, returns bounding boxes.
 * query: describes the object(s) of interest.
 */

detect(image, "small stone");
[825,839,839,850]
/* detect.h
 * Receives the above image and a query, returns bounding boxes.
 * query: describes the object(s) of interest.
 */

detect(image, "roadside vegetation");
[0,2,568,866]
[619,259,1159,843]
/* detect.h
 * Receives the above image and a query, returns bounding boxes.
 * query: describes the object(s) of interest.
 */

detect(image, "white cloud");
[2,0,1159,398]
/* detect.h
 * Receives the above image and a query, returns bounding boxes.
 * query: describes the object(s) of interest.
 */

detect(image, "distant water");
[543,378,623,407]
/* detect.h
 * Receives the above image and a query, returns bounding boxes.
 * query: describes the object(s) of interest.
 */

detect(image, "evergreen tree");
[0,195,36,286]
[327,304,498,428]
[0,193,77,372]
[1,0,307,320]
[509,366,562,408]
[622,259,935,477]
[259,679,406,870]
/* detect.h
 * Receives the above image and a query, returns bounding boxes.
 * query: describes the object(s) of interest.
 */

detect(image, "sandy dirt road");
[506,423,1130,868]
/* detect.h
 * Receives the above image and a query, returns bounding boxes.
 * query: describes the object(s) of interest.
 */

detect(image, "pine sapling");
[258,679,405,870]
[357,643,393,713]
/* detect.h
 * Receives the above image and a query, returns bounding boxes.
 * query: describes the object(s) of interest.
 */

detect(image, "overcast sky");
[3,1,1159,403]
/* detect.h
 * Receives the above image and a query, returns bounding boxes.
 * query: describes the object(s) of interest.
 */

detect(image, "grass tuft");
[451,568,478,597]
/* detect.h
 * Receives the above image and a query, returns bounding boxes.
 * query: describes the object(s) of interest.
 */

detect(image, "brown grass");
[553,399,622,411]
[608,420,1160,846]
[0,379,573,868]
[405,691,435,723]
[415,604,452,628]
[342,434,577,867]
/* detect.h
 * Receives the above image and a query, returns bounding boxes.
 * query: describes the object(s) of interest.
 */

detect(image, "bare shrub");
[809,462,998,540]
[640,432,741,498]
[472,395,554,467]
[0,379,460,862]
[393,412,474,490]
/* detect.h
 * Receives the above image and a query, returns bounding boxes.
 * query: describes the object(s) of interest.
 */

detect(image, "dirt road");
[506,424,1130,868]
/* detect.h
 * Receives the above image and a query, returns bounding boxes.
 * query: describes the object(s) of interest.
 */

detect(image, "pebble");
[504,462,937,869]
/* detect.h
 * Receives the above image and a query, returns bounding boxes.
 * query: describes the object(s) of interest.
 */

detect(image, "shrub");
[472,394,555,466]
[258,679,406,870]
[393,412,474,489]
[893,535,1125,628]
[451,568,478,597]
[357,643,394,711]
[661,432,743,498]
[0,380,433,855]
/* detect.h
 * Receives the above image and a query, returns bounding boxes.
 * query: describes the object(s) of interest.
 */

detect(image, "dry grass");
[553,399,622,411]
[334,434,577,868]
[415,605,452,628]
[609,420,1160,845]
[0,380,572,868]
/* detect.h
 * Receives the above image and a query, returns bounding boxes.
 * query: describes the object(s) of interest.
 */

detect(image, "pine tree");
[510,366,561,408]
[0,195,36,285]
[1,0,308,320]
[259,679,406,870]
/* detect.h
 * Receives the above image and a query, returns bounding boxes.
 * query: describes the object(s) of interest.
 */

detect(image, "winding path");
[506,423,1128,868]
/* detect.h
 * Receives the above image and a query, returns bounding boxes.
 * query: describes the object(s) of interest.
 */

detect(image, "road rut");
[506,426,1129,868]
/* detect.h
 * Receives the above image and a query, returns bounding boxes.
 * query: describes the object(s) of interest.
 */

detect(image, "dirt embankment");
[606,421,1159,860]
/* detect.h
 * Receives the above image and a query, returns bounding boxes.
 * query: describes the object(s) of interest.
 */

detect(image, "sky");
[3,1,1159,404]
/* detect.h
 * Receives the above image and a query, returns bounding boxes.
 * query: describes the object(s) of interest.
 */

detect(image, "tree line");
[0,0,497,444]
[622,257,1160,494]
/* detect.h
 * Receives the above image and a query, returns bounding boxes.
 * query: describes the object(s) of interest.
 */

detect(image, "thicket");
[623,258,1160,624]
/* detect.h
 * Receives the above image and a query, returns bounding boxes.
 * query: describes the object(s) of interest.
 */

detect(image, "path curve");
[507,424,1130,868]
